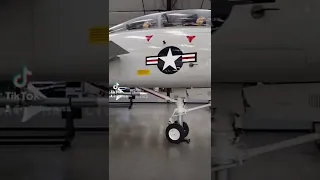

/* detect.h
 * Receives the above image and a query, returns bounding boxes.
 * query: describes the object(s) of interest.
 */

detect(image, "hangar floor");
[0,132,109,180]
[109,103,211,180]
[2,104,319,180]
[0,103,211,180]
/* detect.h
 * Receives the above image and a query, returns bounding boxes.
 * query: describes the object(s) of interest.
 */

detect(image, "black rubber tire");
[166,123,185,144]
[174,121,189,137]
[182,122,189,137]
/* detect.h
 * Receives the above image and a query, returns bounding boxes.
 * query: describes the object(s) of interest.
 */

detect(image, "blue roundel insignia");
[145,46,197,74]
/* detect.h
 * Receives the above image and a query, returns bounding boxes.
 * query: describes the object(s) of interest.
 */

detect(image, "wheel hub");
[168,128,180,141]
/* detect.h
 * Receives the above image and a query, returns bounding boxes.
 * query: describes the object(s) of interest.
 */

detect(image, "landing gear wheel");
[183,122,189,137]
[166,123,185,144]
[174,121,189,137]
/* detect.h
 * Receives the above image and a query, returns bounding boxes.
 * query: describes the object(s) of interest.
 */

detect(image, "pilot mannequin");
[196,16,206,26]
[143,21,152,28]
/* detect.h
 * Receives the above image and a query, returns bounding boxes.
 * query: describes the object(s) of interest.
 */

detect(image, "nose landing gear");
[165,97,191,144]
[166,121,190,144]
[139,87,211,145]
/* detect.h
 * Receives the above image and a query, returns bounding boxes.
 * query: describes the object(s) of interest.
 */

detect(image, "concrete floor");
[109,103,211,180]
[2,103,319,180]
[0,132,109,180]
[0,103,211,180]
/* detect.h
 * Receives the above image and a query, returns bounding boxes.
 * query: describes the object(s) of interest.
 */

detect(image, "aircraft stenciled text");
[109,82,148,100]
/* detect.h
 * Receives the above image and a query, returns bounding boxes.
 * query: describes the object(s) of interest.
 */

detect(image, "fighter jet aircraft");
[109,9,212,144]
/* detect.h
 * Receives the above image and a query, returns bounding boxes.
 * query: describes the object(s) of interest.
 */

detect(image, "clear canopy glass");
[109,9,211,34]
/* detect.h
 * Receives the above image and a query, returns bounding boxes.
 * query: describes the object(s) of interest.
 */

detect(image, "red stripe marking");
[147,59,158,62]
[182,56,195,59]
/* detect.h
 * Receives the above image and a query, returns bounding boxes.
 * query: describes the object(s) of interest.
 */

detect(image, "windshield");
[109,13,159,33]
[109,9,211,34]
[161,9,211,27]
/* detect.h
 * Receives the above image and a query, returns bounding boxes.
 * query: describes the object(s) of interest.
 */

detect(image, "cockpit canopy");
[110,9,211,34]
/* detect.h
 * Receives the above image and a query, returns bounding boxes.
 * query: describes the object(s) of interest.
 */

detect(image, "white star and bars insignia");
[146,53,197,65]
